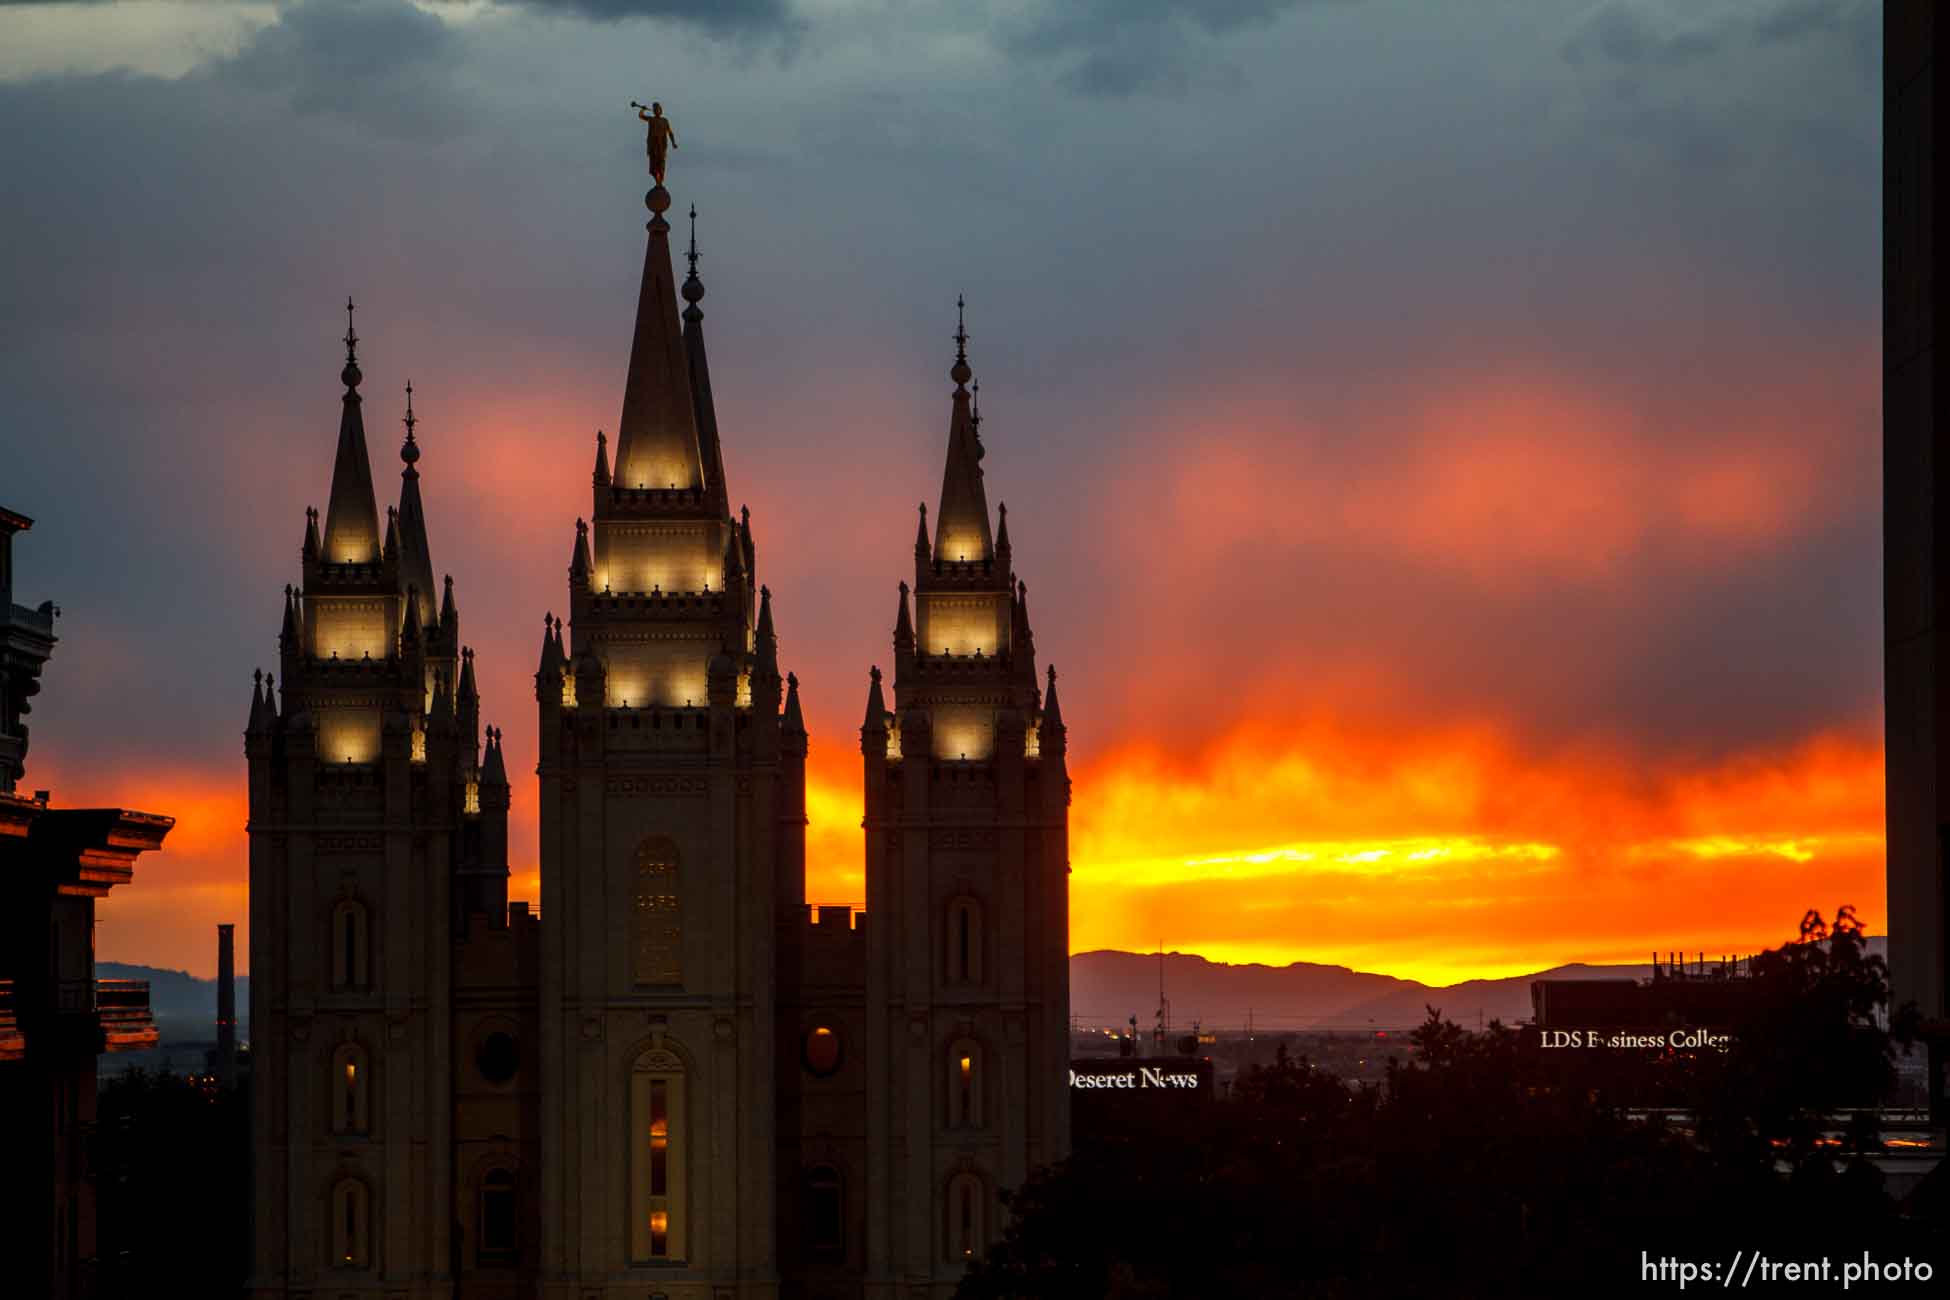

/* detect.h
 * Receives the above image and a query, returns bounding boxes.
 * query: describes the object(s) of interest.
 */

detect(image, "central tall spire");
[933,296,994,563]
[321,297,382,564]
[613,183,706,492]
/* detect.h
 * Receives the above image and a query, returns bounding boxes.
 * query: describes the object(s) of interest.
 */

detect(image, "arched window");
[331,1178,370,1268]
[945,1171,985,1263]
[630,1047,687,1262]
[331,900,370,990]
[947,1038,983,1129]
[804,1165,844,1258]
[331,1043,370,1135]
[945,897,983,985]
[632,837,681,986]
[478,1168,517,1264]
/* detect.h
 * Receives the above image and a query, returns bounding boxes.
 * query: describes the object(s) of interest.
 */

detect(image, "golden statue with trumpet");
[630,100,678,184]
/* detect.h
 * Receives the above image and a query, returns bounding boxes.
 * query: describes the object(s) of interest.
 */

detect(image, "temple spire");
[321,297,383,564]
[613,183,705,492]
[593,430,611,487]
[682,203,730,512]
[755,584,779,675]
[396,381,437,626]
[933,297,993,563]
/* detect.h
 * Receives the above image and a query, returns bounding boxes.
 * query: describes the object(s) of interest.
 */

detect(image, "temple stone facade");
[249,177,1070,1299]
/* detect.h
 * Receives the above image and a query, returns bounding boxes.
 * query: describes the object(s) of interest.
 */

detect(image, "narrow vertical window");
[959,1182,974,1257]
[332,1044,370,1135]
[946,1172,984,1262]
[332,901,369,990]
[649,1079,669,1197]
[806,1166,844,1256]
[332,1179,370,1268]
[944,898,983,986]
[479,1169,516,1263]
[631,1050,687,1263]
[948,1039,982,1128]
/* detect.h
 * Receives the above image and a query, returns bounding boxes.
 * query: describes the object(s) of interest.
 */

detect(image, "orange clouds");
[1065,719,1884,984]
[24,758,249,978]
[1145,358,1873,593]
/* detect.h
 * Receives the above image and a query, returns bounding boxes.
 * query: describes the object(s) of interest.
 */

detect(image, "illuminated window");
[632,837,681,985]
[945,898,983,986]
[630,1049,687,1262]
[331,1178,370,1268]
[947,1039,983,1129]
[478,1169,516,1264]
[945,1172,985,1263]
[803,1025,842,1077]
[331,900,369,990]
[805,1165,844,1257]
[332,1044,370,1135]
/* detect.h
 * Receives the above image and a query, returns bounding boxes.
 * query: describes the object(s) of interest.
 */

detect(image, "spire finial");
[401,380,420,467]
[681,203,705,317]
[341,296,362,390]
[950,295,971,389]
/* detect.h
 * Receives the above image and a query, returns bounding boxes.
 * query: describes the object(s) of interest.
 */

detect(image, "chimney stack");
[216,923,237,1087]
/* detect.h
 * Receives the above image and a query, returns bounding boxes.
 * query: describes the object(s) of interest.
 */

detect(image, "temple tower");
[858,307,1072,1295]
[534,181,802,1296]
[246,312,510,1297]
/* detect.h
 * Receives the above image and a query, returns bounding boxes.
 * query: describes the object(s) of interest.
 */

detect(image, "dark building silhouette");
[1886,0,1950,1121]
[248,176,1072,1297]
[0,506,172,1299]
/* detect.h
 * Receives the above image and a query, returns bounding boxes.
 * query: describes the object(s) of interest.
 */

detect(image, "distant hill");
[98,937,1887,1043]
[1069,939,1888,1032]
[97,962,248,1044]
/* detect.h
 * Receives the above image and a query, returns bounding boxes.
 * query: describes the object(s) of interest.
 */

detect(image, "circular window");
[803,1025,843,1077]
[477,1031,519,1084]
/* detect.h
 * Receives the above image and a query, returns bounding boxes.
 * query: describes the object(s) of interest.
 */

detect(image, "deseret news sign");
[1068,1057,1215,1096]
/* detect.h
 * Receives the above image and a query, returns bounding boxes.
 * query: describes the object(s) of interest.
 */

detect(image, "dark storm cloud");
[997,0,1334,97]
[501,0,793,30]
[212,0,465,137]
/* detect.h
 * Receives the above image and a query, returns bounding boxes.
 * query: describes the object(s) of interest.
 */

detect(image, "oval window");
[478,1031,520,1084]
[804,1025,842,1077]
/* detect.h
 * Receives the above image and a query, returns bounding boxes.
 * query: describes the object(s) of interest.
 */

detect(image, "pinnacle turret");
[593,430,611,487]
[682,204,729,511]
[894,582,914,652]
[755,585,778,675]
[783,671,806,736]
[570,519,592,588]
[396,381,439,628]
[480,725,508,786]
[862,664,888,733]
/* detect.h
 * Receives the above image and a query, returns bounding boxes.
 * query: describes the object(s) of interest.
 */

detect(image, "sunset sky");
[1,0,1884,983]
